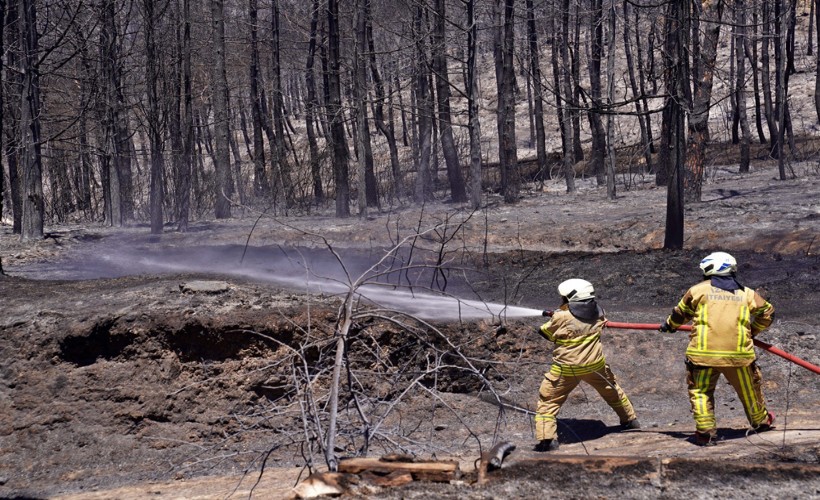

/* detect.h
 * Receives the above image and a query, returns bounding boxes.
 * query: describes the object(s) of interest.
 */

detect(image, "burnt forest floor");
[1,160,819,499]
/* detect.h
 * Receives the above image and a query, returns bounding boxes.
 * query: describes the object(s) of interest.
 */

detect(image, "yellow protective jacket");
[666,280,775,367]
[538,303,607,376]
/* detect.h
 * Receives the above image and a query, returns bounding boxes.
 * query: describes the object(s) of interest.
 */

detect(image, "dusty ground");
[1,162,819,499]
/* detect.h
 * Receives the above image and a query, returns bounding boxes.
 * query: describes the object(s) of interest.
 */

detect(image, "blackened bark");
[663,0,690,250]
[433,0,467,203]
[559,0,576,193]
[736,0,751,173]
[588,0,606,186]
[684,0,724,204]
[249,0,268,197]
[306,0,323,203]
[211,0,232,218]
[466,0,482,209]
[19,0,43,240]
[327,0,349,217]
[526,0,548,183]
[144,0,165,234]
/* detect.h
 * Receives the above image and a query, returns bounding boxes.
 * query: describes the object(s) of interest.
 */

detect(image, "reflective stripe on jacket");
[538,305,607,374]
[666,281,775,367]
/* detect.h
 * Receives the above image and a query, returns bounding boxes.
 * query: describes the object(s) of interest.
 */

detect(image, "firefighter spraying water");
[531,279,640,452]
[532,252,820,449]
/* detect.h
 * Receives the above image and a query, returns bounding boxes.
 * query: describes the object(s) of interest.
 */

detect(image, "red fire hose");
[541,311,820,375]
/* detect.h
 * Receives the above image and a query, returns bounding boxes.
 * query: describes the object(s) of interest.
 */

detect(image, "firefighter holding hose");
[660,251,776,446]
[533,279,640,452]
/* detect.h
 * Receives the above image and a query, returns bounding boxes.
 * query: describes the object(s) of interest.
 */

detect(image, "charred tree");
[432,0,467,203]
[249,0,269,197]
[211,0,232,218]
[684,0,724,203]
[559,0,576,193]
[414,5,434,203]
[367,13,401,201]
[327,0,350,217]
[306,0,323,203]
[493,0,519,203]
[466,0,482,209]
[588,0,606,186]
[526,0,547,183]
[735,0,751,173]
[19,0,43,240]
[271,0,289,207]
[663,0,690,250]
[144,0,166,234]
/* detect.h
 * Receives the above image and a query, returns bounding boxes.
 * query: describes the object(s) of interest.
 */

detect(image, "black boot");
[621,418,641,430]
[533,439,559,452]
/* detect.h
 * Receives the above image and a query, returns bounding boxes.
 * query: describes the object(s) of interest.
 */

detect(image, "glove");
[659,321,676,333]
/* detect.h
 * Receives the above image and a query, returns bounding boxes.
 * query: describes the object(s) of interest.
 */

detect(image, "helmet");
[699,252,737,276]
[558,279,595,302]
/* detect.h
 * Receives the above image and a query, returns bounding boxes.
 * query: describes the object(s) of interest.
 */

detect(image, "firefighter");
[660,251,776,446]
[533,279,639,452]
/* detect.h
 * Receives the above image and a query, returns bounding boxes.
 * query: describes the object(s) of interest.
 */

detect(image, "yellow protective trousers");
[686,361,769,436]
[534,363,637,441]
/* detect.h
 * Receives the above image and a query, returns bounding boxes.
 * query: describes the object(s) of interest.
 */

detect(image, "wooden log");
[338,457,460,482]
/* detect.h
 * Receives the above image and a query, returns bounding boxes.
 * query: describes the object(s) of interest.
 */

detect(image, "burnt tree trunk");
[736,0,751,173]
[211,0,233,218]
[19,0,43,240]
[433,0,467,203]
[328,0,349,216]
[663,0,690,250]
[466,0,482,209]
[684,0,723,204]
[588,0,606,186]
[559,0,576,193]
[526,0,548,183]
[306,0,323,203]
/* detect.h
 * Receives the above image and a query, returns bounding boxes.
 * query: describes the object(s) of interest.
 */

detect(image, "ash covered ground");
[1,164,819,499]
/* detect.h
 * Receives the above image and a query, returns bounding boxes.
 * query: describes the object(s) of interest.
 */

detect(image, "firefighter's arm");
[750,292,775,336]
[536,321,557,342]
[663,290,696,331]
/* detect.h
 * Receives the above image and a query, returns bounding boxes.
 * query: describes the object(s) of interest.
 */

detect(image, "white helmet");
[699,252,737,276]
[558,279,595,302]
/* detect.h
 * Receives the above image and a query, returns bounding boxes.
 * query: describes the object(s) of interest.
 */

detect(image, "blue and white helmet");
[699,252,737,277]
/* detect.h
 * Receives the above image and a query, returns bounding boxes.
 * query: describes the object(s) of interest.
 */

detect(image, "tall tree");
[432,0,467,203]
[466,0,482,209]
[144,0,165,234]
[588,0,606,186]
[305,0,323,203]
[815,0,820,121]
[663,0,691,250]
[623,0,652,173]
[271,0,289,207]
[735,0,751,173]
[494,0,519,203]
[604,0,617,200]
[414,4,434,203]
[353,0,376,215]
[558,0,576,193]
[249,0,269,197]
[171,0,194,233]
[211,0,232,218]
[327,0,350,217]
[684,0,724,203]
[0,0,5,251]
[19,0,44,240]
[526,0,547,184]
[367,13,401,201]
